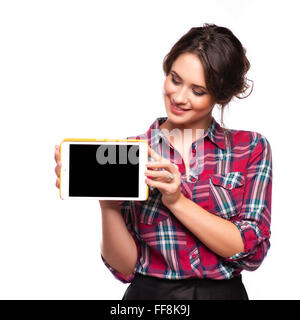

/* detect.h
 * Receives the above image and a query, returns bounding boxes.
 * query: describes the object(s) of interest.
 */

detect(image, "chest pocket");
[138,187,170,225]
[208,171,245,219]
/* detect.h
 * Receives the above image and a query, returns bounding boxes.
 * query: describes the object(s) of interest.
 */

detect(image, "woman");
[54,23,272,300]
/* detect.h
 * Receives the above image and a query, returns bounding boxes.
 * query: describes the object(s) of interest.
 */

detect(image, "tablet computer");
[59,138,149,201]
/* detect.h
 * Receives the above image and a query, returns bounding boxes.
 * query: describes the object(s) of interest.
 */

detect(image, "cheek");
[164,78,175,95]
[192,95,214,110]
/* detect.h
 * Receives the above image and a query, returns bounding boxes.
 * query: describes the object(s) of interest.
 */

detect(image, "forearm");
[100,201,138,278]
[167,194,244,258]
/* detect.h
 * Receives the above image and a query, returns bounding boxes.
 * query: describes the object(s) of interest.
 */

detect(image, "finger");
[146,161,177,174]
[54,148,60,163]
[145,169,170,181]
[55,178,60,189]
[148,146,163,162]
[55,162,62,177]
[145,177,168,193]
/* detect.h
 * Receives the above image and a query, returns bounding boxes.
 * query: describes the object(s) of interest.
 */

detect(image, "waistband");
[134,273,242,283]
[124,272,248,300]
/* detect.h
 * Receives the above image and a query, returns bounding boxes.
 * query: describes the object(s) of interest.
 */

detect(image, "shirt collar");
[145,116,226,151]
[203,116,226,150]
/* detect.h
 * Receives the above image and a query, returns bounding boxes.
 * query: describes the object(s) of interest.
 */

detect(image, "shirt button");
[227,184,232,189]
[191,253,197,259]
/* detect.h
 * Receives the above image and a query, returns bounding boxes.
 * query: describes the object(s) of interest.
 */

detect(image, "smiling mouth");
[170,99,191,111]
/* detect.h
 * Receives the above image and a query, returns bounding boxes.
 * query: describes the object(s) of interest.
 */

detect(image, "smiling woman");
[94,23,273,301]
[59,23,272,301]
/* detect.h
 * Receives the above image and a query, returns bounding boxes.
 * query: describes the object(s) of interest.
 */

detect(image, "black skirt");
[122,273,248,300]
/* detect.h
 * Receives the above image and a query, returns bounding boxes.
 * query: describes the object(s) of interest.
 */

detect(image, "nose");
[173,86,188,105]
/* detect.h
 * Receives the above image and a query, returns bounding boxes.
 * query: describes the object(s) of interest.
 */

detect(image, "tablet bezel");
[59,139,149,201]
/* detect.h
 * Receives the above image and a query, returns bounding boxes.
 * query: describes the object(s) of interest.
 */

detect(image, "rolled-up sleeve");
[225,133,272,271]
[101,200,140,283]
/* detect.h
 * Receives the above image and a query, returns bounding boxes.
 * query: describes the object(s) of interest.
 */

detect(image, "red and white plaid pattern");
[102,116,272,282]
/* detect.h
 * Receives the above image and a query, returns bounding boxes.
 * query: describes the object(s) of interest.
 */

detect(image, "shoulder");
[226,129,272,164]
[226,127,272,154]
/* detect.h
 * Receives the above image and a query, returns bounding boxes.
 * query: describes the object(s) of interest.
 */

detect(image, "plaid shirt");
[102,116,272,282]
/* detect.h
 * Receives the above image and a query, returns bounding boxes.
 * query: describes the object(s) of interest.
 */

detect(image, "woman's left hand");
[144,147,183,208]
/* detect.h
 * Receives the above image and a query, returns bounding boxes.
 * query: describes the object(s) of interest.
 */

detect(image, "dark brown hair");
[163,23,253,146]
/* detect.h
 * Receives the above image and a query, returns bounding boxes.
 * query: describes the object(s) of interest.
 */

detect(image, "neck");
[161,115,213,139]
[159,115,213,151]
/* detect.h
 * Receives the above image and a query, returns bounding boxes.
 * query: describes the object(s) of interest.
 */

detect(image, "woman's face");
[163,52,215,131]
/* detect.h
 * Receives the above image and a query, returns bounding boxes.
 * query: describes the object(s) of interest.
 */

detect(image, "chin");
[165,111,191,127]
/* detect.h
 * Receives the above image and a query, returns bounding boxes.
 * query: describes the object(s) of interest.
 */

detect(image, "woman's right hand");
[54,145,62,189]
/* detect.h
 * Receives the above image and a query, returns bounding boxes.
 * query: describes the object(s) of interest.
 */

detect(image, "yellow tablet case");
[59,138,149,201]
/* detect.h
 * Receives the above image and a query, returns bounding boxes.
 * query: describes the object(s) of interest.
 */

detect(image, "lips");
[170,99,190,111]
[169,99,191,115]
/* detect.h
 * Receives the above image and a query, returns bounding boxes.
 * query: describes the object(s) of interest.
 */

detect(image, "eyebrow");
[171,70,207,91]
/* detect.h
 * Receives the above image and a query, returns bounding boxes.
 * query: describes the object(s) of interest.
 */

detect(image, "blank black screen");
[69,144,139,197]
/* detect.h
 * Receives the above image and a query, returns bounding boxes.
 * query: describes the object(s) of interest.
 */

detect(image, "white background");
[0,0,299,300]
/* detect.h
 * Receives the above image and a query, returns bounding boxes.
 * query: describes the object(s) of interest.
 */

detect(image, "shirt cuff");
[101,254,136,283]
[224,220,261,262]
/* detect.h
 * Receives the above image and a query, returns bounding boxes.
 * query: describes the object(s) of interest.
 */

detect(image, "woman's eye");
[171,77,180,85]
[193,90,205,96]
[171,76,206,97]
